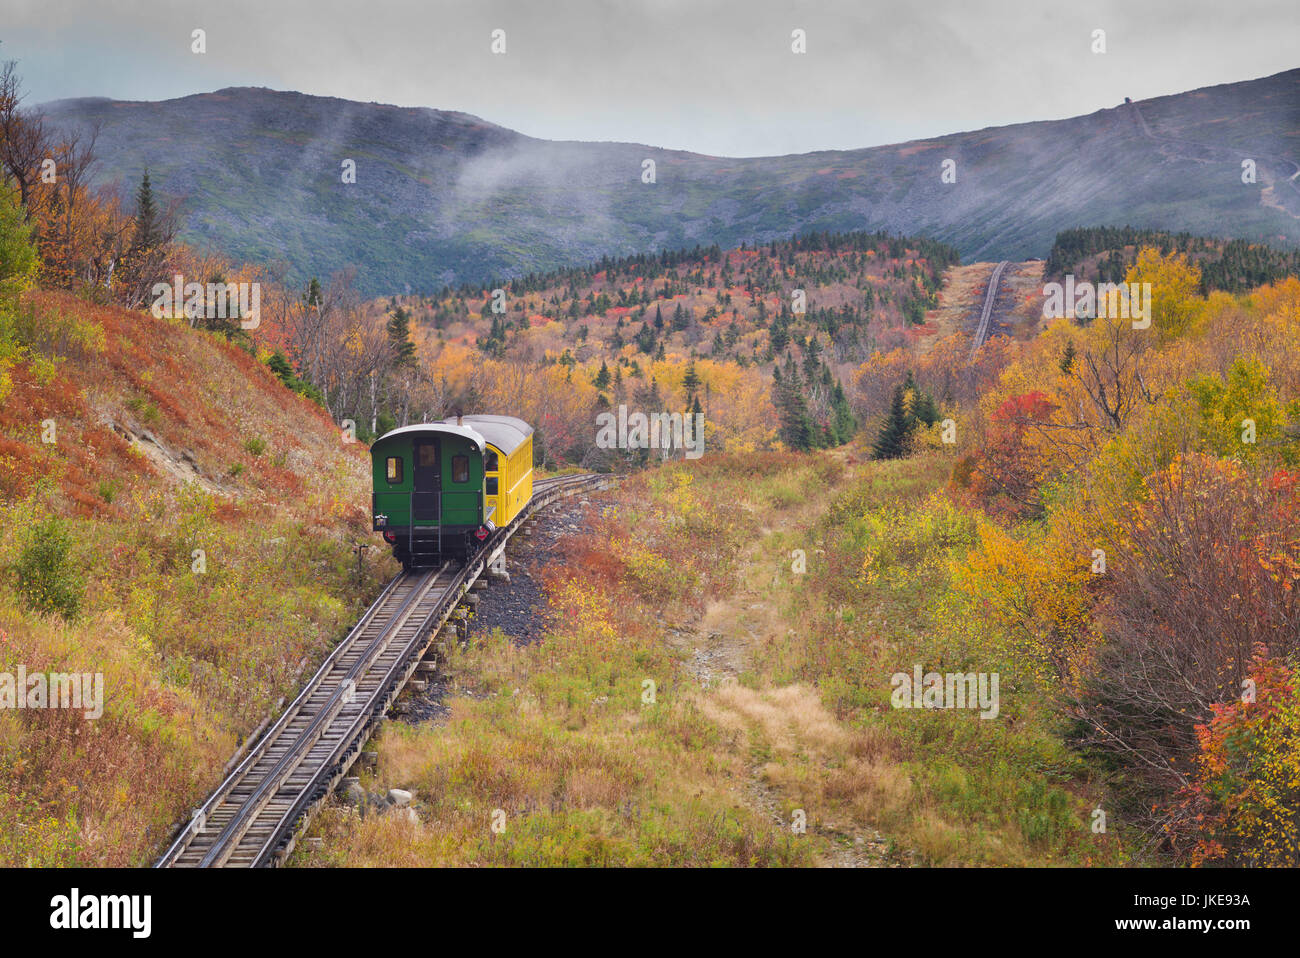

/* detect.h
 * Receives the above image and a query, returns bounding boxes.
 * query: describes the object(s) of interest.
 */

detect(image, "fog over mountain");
[43,68,1300,295]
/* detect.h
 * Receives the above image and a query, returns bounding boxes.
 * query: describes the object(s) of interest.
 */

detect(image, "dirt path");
[395,469,904,865]
[663,466,904,866]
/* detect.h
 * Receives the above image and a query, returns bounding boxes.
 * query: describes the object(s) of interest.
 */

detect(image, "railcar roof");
[439,415,533,456]
[372,422,486,453]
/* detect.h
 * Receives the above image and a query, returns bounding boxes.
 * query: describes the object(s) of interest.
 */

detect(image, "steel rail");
[155,472,611,867]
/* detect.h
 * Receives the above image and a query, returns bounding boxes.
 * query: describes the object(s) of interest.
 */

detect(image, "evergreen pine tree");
[683,361,701,403]
[387,306,416,366]
[132,170,159,253]
[802,337,822,379]
[911,389,939,427]
[900,369,938,427]
[831,382,857,443]
[1059,339,1077,374]
[774,359,813,451]
[267,351,296,387]
[770,316,790,353]
[872,385,912,460]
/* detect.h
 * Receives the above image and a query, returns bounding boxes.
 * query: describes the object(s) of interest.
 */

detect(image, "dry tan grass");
[704,683,848,756]
[923,260,1048,353]
[925,262,998,350]
[702,681,913,841]
[998,260,1048,336]
[911,814,966,864]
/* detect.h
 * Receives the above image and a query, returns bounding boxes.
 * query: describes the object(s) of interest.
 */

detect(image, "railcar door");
[411,437,441,522]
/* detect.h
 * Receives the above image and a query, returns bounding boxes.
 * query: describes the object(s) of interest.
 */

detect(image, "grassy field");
[304,447,1129,866]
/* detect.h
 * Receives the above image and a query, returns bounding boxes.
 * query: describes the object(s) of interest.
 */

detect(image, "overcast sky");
[4,0,1297,157]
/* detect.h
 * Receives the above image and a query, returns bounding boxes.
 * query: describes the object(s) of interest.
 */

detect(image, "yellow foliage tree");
[1126,246,1203,342]
[953,518,1098,686]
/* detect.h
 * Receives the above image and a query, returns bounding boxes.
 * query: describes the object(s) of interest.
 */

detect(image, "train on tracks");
[158,470,606,867]
[153,417,609,868]
[371,414,534,567]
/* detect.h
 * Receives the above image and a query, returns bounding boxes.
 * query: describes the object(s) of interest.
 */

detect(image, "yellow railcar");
[458,415,534,530]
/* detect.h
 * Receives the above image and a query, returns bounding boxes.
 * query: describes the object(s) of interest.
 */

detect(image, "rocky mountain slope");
[42,69,1300,295]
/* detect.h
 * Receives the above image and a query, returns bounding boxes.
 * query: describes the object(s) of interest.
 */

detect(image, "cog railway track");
[155,473,610,868]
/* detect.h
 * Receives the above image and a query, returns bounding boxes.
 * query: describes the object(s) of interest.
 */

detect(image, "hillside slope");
[42,70,1300,295]
[0,289,386,865]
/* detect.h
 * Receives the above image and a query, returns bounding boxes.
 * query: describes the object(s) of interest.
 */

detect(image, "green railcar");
[370,416,533,567]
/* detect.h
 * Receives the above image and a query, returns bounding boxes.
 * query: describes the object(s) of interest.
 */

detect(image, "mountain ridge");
[40,68,1300,295]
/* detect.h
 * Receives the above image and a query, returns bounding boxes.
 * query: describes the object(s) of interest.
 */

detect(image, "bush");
[125,394,161,426]
[1069,455,1300,842]
[13,518,85,619]
[0,189,37,293]
[1185,358,1300,467]
[1179,653,1300,866]
[265,350,326,407]
[0,191,38,404]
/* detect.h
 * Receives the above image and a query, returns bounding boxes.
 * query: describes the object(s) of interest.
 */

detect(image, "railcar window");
[451,454,469,484]
[486,477,498,495]
[417,444,438,468]
[385,457,403,484]
[485,451,499,472]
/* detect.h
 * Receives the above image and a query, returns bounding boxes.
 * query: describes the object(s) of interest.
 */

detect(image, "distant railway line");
[156,473,610,868]
[970,260,1010,358]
